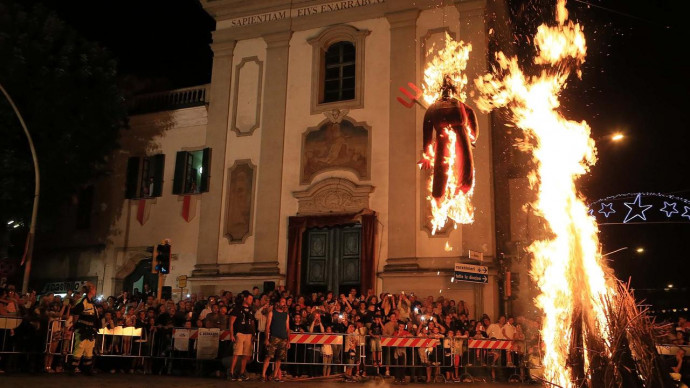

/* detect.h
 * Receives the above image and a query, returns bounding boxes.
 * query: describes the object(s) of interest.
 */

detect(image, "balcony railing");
[127,84,210,115]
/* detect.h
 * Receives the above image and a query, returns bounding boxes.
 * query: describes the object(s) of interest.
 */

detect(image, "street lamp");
[611,132,624,142]
[0,83,40,295]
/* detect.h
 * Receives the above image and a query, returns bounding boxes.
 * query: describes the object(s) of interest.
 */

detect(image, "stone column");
[194,40,236,277]
[253,31,292,268]
[455,0,494,257]
[386,10,420,260]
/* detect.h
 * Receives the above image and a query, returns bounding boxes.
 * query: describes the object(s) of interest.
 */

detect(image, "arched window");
[309,25,370,114]
[323,41,356,103]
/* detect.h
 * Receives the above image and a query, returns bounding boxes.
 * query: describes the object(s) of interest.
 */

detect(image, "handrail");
[126,84,210,115]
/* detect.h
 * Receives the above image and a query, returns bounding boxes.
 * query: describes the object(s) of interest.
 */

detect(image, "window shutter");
[172,151,186,195]
[151,154,165,197]
[125,157,140,199]
[199,147,211,193]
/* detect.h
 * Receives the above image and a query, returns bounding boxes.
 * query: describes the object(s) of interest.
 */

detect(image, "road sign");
[468,250,484,262]
[177,275,187,288]
[454,262,489,284]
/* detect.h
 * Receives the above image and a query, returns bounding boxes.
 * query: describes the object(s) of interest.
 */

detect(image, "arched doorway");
[287,210,377,295]
[123,258,158,296]
[288,178,377,295]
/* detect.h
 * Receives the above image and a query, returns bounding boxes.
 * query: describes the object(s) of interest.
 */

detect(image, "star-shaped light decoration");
[598,203,616,218]
[682,206,690,221]
[660,201,679,218]
[623,193,653,223]
[588,208,594,216]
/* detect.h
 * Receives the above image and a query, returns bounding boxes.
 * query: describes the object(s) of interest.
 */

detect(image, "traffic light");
[510,272,520,300]
[155,241,171,274]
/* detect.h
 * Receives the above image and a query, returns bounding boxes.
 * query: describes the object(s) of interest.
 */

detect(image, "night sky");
[36,1,689,308]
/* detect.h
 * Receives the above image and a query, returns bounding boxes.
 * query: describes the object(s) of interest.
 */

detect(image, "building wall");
[34,1,509,319]
[102,107,207,295]
[217,37,266,264]
[277,17,391,275]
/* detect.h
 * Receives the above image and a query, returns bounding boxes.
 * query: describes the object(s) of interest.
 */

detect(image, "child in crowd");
[322,326,334,377]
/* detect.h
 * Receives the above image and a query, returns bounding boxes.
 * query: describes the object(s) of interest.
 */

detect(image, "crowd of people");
[1,282,688,385]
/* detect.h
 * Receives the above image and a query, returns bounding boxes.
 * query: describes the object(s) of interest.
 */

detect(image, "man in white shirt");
[198,296,216,321]
[486,316,505,340]
[485,315,506,376]
[502,316,517,366]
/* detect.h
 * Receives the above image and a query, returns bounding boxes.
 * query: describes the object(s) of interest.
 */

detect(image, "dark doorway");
[123,258,158,296]
[301,224,361,295]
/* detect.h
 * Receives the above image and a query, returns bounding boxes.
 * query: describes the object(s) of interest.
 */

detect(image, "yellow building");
[35,0,538,320]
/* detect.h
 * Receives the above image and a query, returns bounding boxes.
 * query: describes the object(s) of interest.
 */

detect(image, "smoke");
[362,379,391,388]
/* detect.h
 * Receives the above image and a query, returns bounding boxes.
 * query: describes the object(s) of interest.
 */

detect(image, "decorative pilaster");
[454,0,494,257]
[193,40,236,277]
[385,9,419,260]
[253,31,292,264]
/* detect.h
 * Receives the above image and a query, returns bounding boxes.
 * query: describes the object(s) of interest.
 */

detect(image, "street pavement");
[0,373,544,388]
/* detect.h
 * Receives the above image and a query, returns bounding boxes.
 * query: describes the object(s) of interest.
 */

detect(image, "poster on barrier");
[174,329,190,351]
[0,317,22,330]
[197,328,220,359]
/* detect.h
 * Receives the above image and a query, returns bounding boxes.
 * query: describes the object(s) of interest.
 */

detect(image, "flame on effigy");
[422,34,475,233]
[475,1,615,386]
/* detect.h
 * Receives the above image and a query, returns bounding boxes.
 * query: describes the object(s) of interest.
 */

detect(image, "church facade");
[34,0,538,320]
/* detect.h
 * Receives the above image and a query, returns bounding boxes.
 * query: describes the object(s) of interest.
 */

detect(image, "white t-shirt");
[487,323,505,339]
[503,322,516,340]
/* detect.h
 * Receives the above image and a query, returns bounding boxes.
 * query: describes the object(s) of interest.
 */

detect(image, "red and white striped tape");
[380,337,440,348]
[468,339,513,349]
[289,333,343,345]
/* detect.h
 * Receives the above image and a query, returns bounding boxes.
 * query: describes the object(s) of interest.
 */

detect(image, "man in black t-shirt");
[229,292,256,381]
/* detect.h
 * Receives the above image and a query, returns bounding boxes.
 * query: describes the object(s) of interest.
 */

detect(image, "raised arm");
[265,311,273,344]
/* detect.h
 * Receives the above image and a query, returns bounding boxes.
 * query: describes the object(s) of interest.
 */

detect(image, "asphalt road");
[0,373,544,388]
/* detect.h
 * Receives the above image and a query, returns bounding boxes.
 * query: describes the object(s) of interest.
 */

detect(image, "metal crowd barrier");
[656,343,690,356]
[250,332,536,382]
[0,316,23,354]
[2,316,545,382]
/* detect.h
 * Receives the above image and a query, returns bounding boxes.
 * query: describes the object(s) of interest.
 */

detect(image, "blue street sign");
[454,271,488,284]
[454,262,489,284]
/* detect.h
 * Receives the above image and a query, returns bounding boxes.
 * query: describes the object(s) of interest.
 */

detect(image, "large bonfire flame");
[422,35,475,233]
[474,1,616,386]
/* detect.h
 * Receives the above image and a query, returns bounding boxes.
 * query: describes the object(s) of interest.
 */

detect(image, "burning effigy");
[408,36,478,234]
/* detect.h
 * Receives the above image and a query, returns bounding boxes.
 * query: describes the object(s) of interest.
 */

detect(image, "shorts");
[369,338,382,352]
[347,348,359,364]
[266,337,288,361]
[233,332,254,356]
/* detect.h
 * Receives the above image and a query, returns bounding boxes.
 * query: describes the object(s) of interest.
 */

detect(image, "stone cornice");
[210,40,236,57]
[205,0,450,43]
[262,30,293,48]
[384,8,420,29]
[293,178,375,215]
[454,0,487,16]
[200,0,291,20]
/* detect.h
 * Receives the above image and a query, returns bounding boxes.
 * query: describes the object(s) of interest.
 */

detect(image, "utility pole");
[0,83,40,295]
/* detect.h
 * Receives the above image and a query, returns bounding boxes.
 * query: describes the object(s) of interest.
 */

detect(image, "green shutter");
[200,147,211,193]
[172,151,186,195]
[151,154,165,197]
[125,157,140,199]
